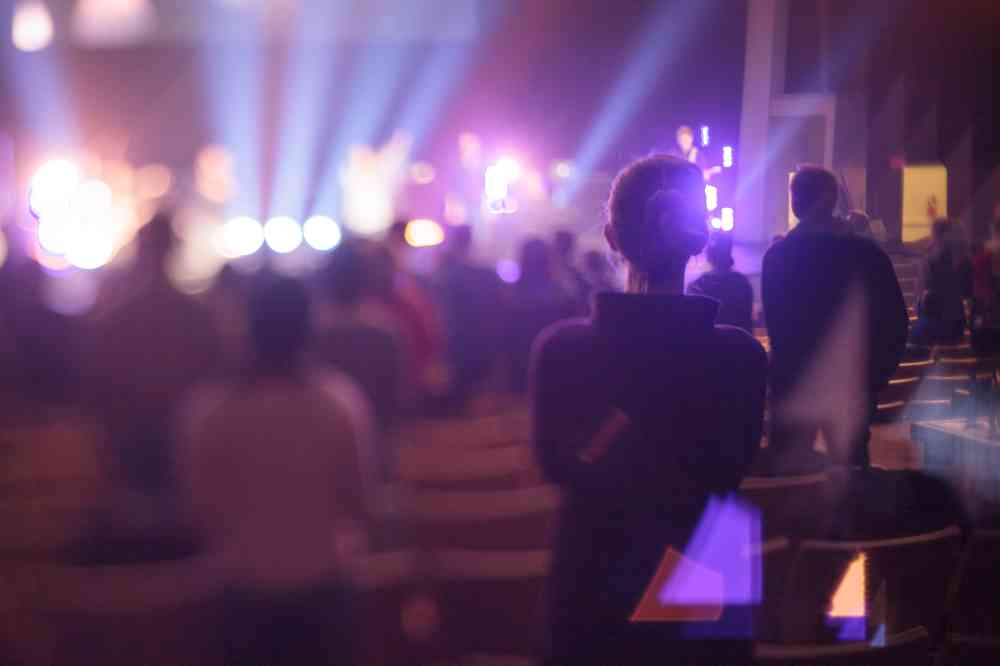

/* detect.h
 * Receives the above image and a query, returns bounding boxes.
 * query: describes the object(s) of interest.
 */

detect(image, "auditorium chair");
[780,527,961,644]
[402,485,559,550]
[754,625,930,666]
[739,473,832,540]
[937,634,1000,666]
[395,443,540,491]
[947,529,1000,637]
[427,548,549,663]
[750,537,794,644]
[30,558,222,666]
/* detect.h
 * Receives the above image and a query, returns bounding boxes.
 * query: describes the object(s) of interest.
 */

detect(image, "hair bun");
[642,189,708,263]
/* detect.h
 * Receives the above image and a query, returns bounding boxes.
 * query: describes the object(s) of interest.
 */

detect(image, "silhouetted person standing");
[532,155,766,664]
[85,212,221,497]
[688,232,755,333]
[762,166,908,472]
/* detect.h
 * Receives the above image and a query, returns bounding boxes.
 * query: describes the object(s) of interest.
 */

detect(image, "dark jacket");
[530,293,767,662]
[762,224,908,400]
[688,269,755,334]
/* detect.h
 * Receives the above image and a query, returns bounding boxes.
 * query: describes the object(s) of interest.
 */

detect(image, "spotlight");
[496,156,521,183]
[37,209,77,256]
[723,146,734,168]
[66,227,114,270]
[303,215,342,251]
[404,218,444,248]
[483,164,509,202]
[264,216,303,254]
[721,207,734,232]
[496,259,521,284]
[220,216,264,258]
[700,125,710,147]
[29,159,80,218]
[12,1,54,52]
[704,185,718,212]
[73,180,113,219]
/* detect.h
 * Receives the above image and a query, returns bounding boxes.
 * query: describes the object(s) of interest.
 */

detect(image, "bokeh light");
[496,156,521,183]
[710,217,723,230]
[723,146,734,168]
[74,179,113,218]
[721,207,735,232]
[264,216,303,254]
[705,185,718,212]
[29,159,80,218]
[72,0,158,48]
[66,227,114,270]
[135,164,172,199]
[12,1,54,52]
[551,160,574,180]
[458,132,482,168]
[404,218,445,248]
[219,216,264,258]
[496,258,521,284]
[483,164,509,202]
[37,209,78,255]
[700,125,710,147]
[410,161,436,185]
[303,215,342,251]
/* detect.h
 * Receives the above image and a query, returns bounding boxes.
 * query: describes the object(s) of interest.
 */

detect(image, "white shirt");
[179,371,374,589]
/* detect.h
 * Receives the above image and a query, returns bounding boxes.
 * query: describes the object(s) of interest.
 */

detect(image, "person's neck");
[626,265,686,294]
[798,214,838,231]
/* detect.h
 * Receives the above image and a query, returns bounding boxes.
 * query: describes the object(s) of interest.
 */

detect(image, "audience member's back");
[688,232,755,333]
[181,275,370,664]
[85,214,221,490]
[314,241,401,433]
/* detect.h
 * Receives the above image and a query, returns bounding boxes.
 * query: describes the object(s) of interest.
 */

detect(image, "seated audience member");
[314,241,402,472]
[433,225,503,410]
[688,232,755,333]
[84,212,221,496]
[531,155,766,664]
[761,166,908,473]
[180,274,371,666]
[847,209,873,237]
[505,238,577,394]
[911,219,968,347]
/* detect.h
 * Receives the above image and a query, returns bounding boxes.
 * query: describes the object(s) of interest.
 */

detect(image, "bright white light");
[721,207,734,232]
[496,259,521,284]
[12,1,54,52]
[404,218,445,248]
[705,185,719,212]
[220,216,264,258]
[29,160,80,218]
[264,216,303,254]
[66,229,114,270]
[700,126,710,147]
[410,162,436,185]
[496,156,521,182]
[74,180,113,218]
[37,209,78,255]
[72,0,157,47]
[710,217,723,230]
[723,146,734,168]
[484,164,509,202]
[303,215,342,251]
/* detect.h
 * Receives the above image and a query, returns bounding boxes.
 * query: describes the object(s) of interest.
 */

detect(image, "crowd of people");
[2,152,997,663]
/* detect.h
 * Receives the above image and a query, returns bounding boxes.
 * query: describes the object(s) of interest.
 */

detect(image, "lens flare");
[264,216,303,254]
[404,218,444,248]
[303,215,342,251]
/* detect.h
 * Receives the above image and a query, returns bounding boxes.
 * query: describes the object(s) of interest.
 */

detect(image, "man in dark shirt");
[762,166,908,471]
[688,232,755,333]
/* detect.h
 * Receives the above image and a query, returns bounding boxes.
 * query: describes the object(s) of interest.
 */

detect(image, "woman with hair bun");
[530,155,767,664]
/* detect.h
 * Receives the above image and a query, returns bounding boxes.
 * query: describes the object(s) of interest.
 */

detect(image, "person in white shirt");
[180,273,373,665]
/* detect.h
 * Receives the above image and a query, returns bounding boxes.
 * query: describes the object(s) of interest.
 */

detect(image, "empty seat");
[754,625,929,666]
[739,473,832,539]
[780,527,961,644]
[428,548,549,662]
[403,485,559,550]
[949,529,1000,636]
